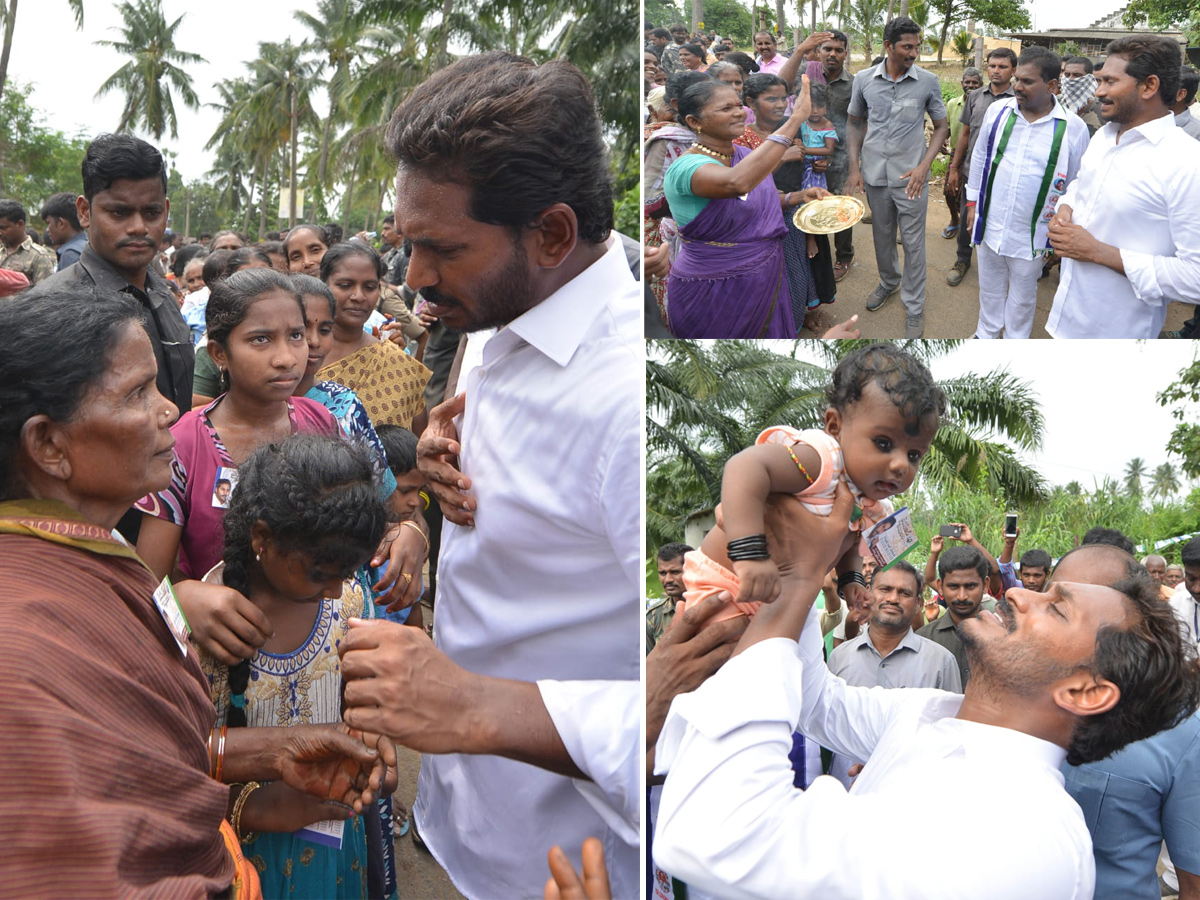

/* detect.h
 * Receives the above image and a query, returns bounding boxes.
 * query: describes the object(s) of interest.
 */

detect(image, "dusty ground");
[809,183,1192,339]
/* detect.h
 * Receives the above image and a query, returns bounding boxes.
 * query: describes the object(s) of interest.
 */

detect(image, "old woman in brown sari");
[0,287,395,898]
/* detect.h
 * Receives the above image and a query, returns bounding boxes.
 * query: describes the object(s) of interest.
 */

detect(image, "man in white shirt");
[1170,537,1200,647]
[338,52,641,900]
[1046,35,1200,338]
[965,47,1090,339]
[654,485,1200,900]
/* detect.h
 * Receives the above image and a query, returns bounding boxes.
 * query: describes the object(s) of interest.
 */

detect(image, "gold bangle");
[400,519,430,552]
[230,781,262,842]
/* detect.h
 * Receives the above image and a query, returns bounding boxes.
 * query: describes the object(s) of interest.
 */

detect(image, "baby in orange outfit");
[683,344,944,623]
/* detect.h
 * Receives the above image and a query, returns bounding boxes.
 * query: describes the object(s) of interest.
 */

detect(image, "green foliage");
[1157,353,1200,479]
[696,0,756,45]
[1124,0,1200,43]
[1053,41,1082,59]
[952,30,973,63]
[0,82,89,211]
[967,0,1031,31]
[613,181,638,238]
[645,0,686,28]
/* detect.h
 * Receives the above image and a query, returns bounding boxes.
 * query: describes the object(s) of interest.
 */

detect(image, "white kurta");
[413,238,642,900]
[654,606,1095,900]
[1046,112,1200,338]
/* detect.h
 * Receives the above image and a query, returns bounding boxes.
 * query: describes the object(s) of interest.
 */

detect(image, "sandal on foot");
[941,225,958,239]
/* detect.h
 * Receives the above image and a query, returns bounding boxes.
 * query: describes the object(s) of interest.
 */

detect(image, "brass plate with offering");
[793,195,865,234]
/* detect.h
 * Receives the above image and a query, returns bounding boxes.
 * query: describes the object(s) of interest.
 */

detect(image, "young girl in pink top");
[136,268,339,583]
[684,344,944,621]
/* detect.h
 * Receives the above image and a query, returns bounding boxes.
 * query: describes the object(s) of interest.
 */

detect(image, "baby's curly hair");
[825,343,946,434]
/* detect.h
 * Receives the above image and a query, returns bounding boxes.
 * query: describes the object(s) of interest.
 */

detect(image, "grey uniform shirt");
[959,83,1016,177]
[848,62,947,186]
[828,627,962,692]
[33,245,195,414]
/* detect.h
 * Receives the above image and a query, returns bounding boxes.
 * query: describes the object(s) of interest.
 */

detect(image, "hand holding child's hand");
[841,580,871,614]
[731,557,782,607]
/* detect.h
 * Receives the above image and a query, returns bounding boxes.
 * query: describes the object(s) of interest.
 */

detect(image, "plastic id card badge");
[299,818,345,849]
[863,506,919,570]
[152,576,191,656]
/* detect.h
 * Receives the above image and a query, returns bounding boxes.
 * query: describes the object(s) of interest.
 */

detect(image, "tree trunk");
[691,0,702,34]
[937,6,952,64]
[318,86,335,185]
[776,0,786,37]
[886,0,896,22]
[184,190,191,238]
[341,155,360,235]
[0,0,19,104]
[259,156,270,239]
[243,158,260,234]
[288,87,299,230]
[899,0,909,14]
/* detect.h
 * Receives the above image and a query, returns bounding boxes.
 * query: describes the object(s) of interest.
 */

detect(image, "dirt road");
[813,185,1191,338]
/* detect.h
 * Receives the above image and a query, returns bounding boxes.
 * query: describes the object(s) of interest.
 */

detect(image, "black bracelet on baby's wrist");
[836,570,867,598]
[727,534,770,561]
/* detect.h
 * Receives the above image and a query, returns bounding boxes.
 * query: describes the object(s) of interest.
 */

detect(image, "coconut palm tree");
[1124,457,1148,497]
[844,0,885,60]
[1151,462,1181,502]
[647,340,1049,544]
[0,0,84,102]
[94,0,205,141]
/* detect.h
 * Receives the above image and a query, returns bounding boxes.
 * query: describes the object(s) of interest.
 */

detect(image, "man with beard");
[918,544,995,687]
[964,47,1090,339]
[648,543,692,653]
[1054,543,1200,900]
[1046,35,1200,338]
[826,562,959,785]
[337,53,641,900]
[653,485,1200,900]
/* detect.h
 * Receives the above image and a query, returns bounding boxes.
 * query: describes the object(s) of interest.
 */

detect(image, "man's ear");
[529,203,578,270]
[77,195,91,230]
[1051,671,1120,719]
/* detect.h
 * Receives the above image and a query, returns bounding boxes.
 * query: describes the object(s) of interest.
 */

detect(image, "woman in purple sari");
[663,78,829,338]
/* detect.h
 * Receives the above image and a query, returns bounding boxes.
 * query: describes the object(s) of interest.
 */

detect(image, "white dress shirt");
[1169,584,1199,647]
[413,238,643,900]
[1046,112,1200,338]
[966,98,1090,260]
[654,606,1095,900]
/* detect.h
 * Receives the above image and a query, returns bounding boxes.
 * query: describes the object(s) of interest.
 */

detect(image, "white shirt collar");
[491,236,632,369]
[1100,109,1178,146]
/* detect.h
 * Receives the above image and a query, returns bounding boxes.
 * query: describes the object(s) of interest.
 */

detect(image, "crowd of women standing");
[0,218,439,897]
[644,31,860,339]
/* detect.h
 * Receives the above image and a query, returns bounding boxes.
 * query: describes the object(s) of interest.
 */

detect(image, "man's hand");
[963,204,975,235]
[369,520,428,611]
[795,30,835,57]
[544,838,611,900]
[821,314,861,339]
[841,580,871,615]
[339,619,477,754]
[275,724,397,814]
[846,167,864,195]
[645,595,750,771]
[417,392,476,526]
[899,164,928,200]
[946,166,960,194]
[930,534,944,555]
[173,579,272,666]
[644,241,670,280]
[1047,217,1109,264]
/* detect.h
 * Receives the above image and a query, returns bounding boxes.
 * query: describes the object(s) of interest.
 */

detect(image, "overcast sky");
[10,0,352,182]
[792,341,1200,493]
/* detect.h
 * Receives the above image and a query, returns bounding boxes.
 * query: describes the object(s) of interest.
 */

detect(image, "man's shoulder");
[911,630,957,661]
[31,261,90,291]
[917,614,955,639]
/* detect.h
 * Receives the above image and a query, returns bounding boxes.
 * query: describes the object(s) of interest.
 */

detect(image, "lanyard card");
[863,506,919,570]
[298,818,345,849]
[152,576,191,656]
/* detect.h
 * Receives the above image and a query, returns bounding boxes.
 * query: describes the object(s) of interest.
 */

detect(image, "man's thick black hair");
[657,542,693,563]
[81,133,168,201]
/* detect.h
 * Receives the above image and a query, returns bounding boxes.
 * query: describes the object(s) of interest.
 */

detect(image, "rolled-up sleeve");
[538,679,640,844]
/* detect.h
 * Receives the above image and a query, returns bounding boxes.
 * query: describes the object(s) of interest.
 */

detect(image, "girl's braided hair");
[221,433,390,726]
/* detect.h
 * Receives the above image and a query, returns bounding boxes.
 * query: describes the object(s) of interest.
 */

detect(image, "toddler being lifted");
[684,344,945,621]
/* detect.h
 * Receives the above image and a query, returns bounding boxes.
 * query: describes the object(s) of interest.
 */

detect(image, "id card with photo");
[863,506,919,569]
[152,576,191,656]
[211,467,239,509]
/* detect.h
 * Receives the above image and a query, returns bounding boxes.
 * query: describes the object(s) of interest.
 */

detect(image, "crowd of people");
[646,344,1200,900]
[0,50,640,900]
[644,19,1200,339]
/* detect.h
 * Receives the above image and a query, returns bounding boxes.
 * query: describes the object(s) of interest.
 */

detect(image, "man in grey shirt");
[946,47,1016,286]
[826,560,961,785]
[1173,66,1200,140]
[847,16,948,337]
